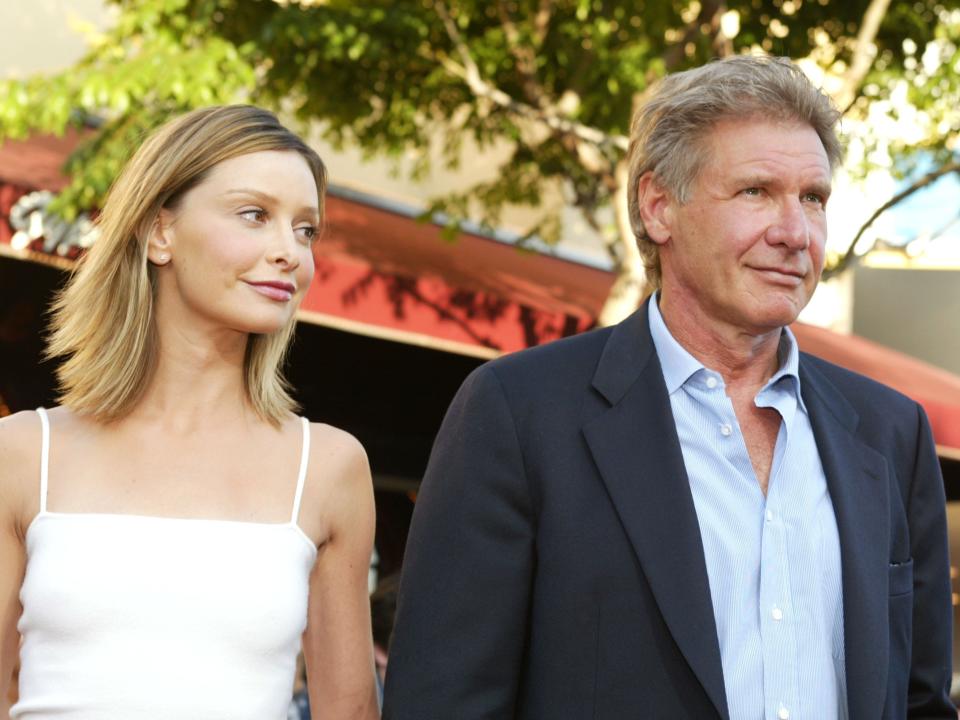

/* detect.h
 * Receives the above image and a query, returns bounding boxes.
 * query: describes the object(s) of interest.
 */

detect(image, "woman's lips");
[244,280,296,302]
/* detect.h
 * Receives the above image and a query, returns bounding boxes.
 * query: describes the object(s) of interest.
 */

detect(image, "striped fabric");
[648,297,847,720]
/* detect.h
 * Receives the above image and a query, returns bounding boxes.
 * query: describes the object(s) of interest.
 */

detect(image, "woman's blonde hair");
[46,105,327,426]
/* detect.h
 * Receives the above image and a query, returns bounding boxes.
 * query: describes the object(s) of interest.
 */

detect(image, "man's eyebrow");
[729,174,776,188]
[805,180,833,198]
[729,175,832,196]
[224,188,320,218]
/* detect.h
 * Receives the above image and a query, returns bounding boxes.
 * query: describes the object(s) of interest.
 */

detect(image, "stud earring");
[157,253,169,264]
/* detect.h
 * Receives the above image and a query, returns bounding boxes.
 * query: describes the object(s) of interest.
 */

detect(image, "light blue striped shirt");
[648,297,847,720]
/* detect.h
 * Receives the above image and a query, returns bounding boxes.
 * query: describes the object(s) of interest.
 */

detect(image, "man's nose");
[766,198,810,250]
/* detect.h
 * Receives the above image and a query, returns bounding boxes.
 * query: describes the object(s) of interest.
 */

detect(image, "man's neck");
[656,292,783,392]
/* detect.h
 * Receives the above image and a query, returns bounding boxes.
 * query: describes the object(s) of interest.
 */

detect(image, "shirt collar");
[647,293,704,395]
[646,293,806,411]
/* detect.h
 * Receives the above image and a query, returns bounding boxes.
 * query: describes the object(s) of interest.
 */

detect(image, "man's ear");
[147,209,174,266]
[636,172,674,246]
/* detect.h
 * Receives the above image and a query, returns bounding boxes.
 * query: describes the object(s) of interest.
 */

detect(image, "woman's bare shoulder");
[308,422,369,471]
[0,410,43,526]
[0,406,87,456]
[0,409,42,468]
[298,421,373,539]
[0,406,89,489]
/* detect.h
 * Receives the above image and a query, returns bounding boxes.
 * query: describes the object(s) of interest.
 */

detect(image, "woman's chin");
[231,312,295,336]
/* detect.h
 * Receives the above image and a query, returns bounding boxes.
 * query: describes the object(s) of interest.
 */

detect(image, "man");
[382,56,955,719]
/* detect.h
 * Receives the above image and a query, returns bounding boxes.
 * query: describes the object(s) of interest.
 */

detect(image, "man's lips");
[244,280,296,301]
[749,266,805,285]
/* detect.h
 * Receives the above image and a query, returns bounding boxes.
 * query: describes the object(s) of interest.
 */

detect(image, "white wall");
[0,0,114,79]
[853,266,960,374]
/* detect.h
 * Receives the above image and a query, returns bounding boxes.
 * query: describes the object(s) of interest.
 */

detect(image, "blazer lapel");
[801,359,890,720]
[582,305,729,720]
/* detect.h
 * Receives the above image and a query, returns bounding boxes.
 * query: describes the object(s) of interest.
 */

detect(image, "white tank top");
[12,408,317,719]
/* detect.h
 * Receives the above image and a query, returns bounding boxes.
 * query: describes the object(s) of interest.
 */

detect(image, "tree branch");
[497,0,548,108]
[826,160,960,278]
[433,1,627,152]
[711,1,734,58]
[835,0,892,113]
[664,0,723,71]
[598,157,647,326]
[910,208,960,246]
[533,0,552,46]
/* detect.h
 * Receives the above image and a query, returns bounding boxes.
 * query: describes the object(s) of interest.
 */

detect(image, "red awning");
[2,132,959,451]
[0,129,82,192]
[307,190,611,356]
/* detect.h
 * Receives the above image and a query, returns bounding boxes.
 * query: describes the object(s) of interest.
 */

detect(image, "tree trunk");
[597,159,648,326]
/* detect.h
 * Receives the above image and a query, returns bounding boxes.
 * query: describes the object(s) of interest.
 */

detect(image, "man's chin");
[752,302,806,331]
[731,293,808,334]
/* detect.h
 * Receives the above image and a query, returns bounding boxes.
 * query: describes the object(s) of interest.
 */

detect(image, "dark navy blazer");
[383,302,954,719]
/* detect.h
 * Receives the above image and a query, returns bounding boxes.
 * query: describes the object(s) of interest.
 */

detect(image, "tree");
[2,0,958,323]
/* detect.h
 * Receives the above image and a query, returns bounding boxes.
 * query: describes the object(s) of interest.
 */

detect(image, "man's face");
[656,118,832,335]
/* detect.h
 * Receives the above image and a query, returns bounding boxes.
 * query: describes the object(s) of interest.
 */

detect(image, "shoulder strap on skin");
[36,407,50,513]
[291,416,311,525]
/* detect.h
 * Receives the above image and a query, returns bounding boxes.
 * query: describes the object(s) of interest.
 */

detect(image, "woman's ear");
[147,209,174,266]
[636,172,674,246]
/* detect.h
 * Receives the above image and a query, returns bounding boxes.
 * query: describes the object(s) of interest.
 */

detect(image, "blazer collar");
[584,299,730,719]
[800,358,891,720]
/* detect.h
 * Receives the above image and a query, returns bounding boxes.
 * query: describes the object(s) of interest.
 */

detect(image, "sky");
[888,163,960,250]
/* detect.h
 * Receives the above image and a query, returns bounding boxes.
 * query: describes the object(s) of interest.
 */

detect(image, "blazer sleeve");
[907,403,956,718]
[382,364,535,720]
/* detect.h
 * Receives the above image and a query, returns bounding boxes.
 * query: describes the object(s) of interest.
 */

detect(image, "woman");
[0,106,379,719]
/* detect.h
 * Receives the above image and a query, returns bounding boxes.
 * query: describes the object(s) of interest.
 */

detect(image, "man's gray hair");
[626,55,843,289]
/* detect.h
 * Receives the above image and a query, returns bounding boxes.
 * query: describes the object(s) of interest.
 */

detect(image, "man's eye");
[239,208,267,223]
[742,187,762,196]
[803,192,825,205]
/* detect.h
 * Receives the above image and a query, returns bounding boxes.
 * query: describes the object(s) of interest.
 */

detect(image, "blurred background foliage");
[1,0,958,319]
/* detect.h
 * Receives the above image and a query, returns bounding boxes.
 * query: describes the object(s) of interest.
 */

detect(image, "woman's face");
[153,150,319,335]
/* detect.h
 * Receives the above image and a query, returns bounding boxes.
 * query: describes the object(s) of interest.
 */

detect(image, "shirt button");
[705,376,718,389]
[765,509,773,522]
[771,606,783,621]
[778,706,790,720]
[719,423,732,436]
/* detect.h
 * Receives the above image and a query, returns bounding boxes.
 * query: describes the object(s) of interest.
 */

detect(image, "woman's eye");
[295,225,318,242]
[239,208,267,223]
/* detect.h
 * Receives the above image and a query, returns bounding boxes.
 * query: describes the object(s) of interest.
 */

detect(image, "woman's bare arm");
[0,413,38,716]
[302,425,378,719]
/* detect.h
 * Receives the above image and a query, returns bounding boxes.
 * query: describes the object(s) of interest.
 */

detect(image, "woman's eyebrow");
[224,188,279,203]
[224,188,319,218]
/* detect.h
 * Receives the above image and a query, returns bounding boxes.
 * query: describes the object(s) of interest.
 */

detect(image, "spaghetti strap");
[36,407,50,514]
[290,417,310,525]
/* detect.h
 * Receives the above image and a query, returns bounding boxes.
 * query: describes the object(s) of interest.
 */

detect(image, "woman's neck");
[130,318,253,432]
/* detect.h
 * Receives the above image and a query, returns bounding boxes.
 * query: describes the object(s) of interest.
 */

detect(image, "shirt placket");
[759,390,800,720]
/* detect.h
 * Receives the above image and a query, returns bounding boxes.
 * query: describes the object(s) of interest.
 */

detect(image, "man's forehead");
[700,119,832,179]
